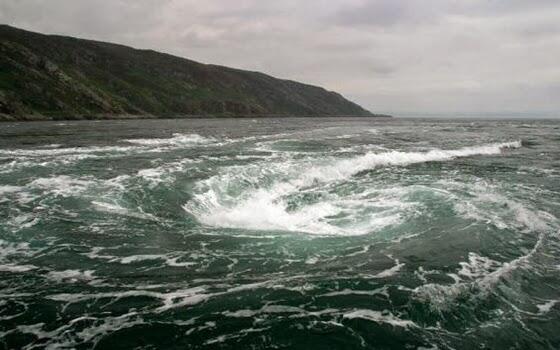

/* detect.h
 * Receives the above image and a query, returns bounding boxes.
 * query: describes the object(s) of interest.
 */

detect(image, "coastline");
[0,113,393,122]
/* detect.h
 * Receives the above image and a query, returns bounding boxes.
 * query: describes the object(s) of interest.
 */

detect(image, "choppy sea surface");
[0,117,559,349]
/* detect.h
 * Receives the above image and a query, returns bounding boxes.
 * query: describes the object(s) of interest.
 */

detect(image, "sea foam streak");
[0,133,212,159]
[185,141,521,235]
[124,133,214,146]
[0,133,214,174]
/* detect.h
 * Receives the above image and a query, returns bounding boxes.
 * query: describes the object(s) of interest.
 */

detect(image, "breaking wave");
[185,141,522,234]
[124,133,214,146]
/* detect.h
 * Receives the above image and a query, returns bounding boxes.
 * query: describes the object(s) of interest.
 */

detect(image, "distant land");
[0,25,389,121]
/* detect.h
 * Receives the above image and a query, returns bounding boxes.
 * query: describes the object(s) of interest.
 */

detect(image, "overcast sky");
[1,0,559,116]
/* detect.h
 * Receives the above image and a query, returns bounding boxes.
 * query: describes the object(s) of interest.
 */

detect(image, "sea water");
[0,117,559,349]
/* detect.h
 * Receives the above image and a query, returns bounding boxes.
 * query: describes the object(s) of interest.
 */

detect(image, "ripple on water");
[1,119,559,349]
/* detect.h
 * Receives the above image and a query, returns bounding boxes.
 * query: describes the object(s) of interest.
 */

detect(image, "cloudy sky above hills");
[1,0,559,116]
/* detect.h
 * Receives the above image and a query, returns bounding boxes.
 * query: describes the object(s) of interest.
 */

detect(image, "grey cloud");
[331,1,445,28]
[0,0,559,116]
[331,0,560,29]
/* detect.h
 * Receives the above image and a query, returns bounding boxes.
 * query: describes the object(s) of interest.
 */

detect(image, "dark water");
[0,117,559,349]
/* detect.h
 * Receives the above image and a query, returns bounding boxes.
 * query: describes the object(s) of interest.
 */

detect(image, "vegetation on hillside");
[0,25,385,121]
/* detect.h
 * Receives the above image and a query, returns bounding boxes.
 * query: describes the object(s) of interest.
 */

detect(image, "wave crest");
[124,133,214,146]
[185,141,522,235]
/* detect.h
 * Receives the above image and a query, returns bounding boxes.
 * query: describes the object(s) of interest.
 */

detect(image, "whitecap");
[457,253,502,280]
[342,309,417,328]
[0,264,37,272]
[124,133,213,146]
[46,270,95,283]
[536,300,558,314]
[305,141,521,185]
[117,254,167,264]
[186,141,520,235]
[29,175,94,197]
[136,158,197,186]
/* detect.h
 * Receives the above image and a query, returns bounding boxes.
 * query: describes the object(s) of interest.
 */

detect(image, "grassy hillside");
[0,25,384,121]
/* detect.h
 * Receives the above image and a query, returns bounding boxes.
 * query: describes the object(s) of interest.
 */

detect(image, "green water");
[0,118,559,349]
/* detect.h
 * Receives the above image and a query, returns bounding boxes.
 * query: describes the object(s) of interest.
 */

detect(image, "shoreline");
[0,114,394,122]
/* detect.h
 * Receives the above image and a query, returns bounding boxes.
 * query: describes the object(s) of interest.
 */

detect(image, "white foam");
[186,141,520,235]
[124,133,213,146]
[223,309,259,318]
[305,256,319,265]
[46,270,95,283]
[92,201,158,221]
[478,231,545,290]
[137,168,166,185]
[190,186,407,235]
[321,286,389,298]
[342,309,417,328]
[28,175,94,197]
[0,240,33,260]
[414,231,547,309]
[46,287,208,310]
[49,278,297,313]
[0,145,138,157]
[306,141,521,185]
[203,327,270,345]
[189,171,389,235]
[83,248,196,268]
[457,253,502,279]
[189,189,342,234]
[117,255,166,264]
[5,213,41,231]
[0,264,37,272]
[536,300,558,314]
[0,134,208,174]
[13,312,143,348]
[448,180,555,232]
[344,245,370,257]
[165,257,196,267]
[136,159,197,186]
[0,185,22,195]
[222,305,341,324]
[0,240,38,272]
[374,258,405,278]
